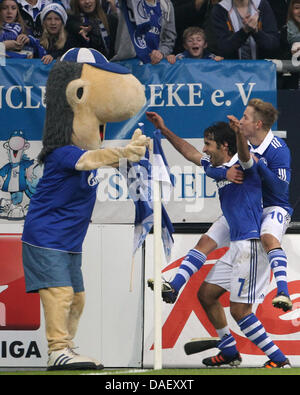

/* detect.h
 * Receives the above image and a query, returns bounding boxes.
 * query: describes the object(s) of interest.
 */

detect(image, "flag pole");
[153,176,163,370]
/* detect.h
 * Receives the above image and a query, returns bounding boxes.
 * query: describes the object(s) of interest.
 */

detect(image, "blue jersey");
[202,155,263,241]
[249,131,293,216]
[22,145,98,253]
[205,131,293,216]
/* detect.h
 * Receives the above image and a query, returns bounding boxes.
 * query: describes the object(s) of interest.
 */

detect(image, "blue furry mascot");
[21,48,149,371]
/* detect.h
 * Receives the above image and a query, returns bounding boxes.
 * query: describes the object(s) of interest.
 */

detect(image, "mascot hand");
[130,128,151,148]
[75,130,150,170]
[123,144,147,162]
[123,129,151,162]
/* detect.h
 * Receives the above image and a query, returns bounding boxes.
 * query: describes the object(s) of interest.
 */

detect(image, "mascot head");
[38,48,146,163]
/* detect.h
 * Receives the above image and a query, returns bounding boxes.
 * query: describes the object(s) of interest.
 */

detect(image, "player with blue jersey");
[147,99,293,313]
[204,99,293,312]
[146,110,291,368]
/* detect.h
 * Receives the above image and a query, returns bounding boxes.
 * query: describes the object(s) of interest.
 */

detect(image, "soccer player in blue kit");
[146,108,291,368]
[147,99,293,313]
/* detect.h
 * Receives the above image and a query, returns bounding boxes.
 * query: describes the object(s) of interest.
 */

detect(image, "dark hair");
[287,0,300,29]
[70,0,110,32]
[38,61,83,164]
[204,121,237,156]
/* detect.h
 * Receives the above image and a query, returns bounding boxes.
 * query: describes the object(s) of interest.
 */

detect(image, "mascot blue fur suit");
[21,48,149,371]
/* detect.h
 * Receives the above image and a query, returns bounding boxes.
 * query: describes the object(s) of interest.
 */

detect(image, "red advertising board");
[0,235,40,330]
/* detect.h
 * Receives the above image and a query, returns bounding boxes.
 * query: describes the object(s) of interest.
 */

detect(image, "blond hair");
[0,0,27,33]
[248,98,278,131]
[40,23,67,50]
[182,27,206,44]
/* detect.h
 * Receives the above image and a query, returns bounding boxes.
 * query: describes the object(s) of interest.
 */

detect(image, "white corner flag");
[121,129,174,262]
[119,127,174,370]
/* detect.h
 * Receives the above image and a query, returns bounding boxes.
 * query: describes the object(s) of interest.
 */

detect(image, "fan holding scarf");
[112,0,176,64]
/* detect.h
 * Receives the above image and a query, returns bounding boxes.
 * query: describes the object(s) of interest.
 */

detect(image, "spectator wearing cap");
[40,2,72,57]
[65,0,117,59]
[0,0,52,61]
[16,0,52,38]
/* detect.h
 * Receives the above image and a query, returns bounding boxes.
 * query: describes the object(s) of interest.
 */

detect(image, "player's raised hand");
[146,111,166,131]
[227,115,241,133]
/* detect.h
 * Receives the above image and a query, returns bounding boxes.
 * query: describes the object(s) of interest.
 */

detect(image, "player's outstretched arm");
[146,111,202,166]
[228,115,251,165]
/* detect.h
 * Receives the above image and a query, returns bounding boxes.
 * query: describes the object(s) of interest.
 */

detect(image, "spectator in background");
[287,0,300,46]
[287,0,300,87]
[0,0,53,62]
[39,1,72,58]
[66,0,117,59]
[111,0,176,64]
[171,0,209,53]
[211,0,280,59]
[17,0,52,38]
[172,26,223,62]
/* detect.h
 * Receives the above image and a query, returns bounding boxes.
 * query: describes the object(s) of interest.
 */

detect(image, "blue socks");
[218,333,239,358]
[238,313,286,363]
[268,248,289,296]
[170,249,206,292]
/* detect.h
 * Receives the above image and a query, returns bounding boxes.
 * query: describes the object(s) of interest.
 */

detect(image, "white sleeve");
[239,156,254,170]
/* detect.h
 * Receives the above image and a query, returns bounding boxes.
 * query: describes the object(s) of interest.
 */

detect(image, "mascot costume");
[21,48,149,371]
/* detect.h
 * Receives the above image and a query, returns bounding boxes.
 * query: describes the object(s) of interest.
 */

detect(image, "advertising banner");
[0,224,47,367]
[0,59,276,223]
[144,234,300,367]
[0,224,144,368]
[110,58,277,139]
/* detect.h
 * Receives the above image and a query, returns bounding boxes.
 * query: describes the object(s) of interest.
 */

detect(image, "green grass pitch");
[0,367,300,375]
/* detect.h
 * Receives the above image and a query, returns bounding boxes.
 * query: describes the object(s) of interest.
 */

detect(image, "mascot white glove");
[75,129,150,171]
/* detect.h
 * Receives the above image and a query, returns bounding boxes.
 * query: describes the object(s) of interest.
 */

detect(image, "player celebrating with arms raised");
[229,99,293,310]
[147,99,293,313]
[146,110,290,368]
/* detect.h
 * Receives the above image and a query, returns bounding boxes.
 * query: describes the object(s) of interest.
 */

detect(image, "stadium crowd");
[0,0,299,86]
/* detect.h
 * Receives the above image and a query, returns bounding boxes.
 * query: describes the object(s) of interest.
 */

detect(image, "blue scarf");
[0,23,22,41]
[121,0,162,64]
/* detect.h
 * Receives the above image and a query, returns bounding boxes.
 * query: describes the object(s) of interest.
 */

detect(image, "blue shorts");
[22,242,84,293]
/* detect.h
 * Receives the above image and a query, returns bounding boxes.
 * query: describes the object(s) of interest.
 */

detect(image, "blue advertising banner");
[108,58,277,139]
[0,58,276,141]
[0,59,51,141]
[0,58,277,223]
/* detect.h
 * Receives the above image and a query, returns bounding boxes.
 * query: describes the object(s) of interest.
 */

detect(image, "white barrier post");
[153,177,162,370]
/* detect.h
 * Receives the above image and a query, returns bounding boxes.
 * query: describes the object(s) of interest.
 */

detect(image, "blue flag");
[120,130,174,262]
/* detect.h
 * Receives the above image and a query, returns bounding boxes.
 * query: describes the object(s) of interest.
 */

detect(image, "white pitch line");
[81,369,151,375]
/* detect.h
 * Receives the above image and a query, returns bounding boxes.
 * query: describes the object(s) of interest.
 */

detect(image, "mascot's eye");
[77,87,84,99]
